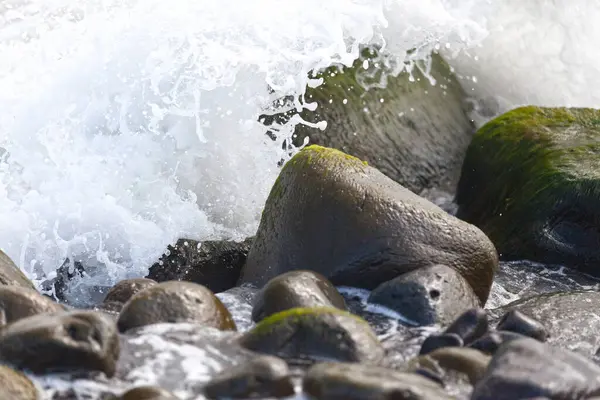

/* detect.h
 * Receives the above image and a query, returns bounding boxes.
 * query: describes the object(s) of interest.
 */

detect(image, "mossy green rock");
[293,50,474,194]
[239,145,498,303]
[456,106,600,271]
[238,307,384,364]
[0,310,120,377]
[0,365,38,400]
[0,251,35,289]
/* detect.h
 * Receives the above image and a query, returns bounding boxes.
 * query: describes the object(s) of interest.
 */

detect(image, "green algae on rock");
[456,106,600,273]
[239,307,384,364]
[291,49,475,194]
[239,145,498,303]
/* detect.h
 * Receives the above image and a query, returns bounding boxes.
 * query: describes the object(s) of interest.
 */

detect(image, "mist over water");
[0,0,597,303]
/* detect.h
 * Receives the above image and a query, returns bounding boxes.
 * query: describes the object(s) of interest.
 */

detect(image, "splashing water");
[0,0,598,304]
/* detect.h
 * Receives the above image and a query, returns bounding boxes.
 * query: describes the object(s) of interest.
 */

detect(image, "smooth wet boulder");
[419,333,463,355]
[456,106,600,272]
[147,238,253,293]
[239,307,383,364]
[407,347,491,386]
[468,331,529,355]
[117,281,236,333]
[101,278,157,313]
[0,365,38,400]
[303,362,452,400]
[252,270,346,322]
[0,250,35,289]
[292,49,475,194]
[472,337,600,400]
[0,310,119,376]
[203,355,294,399]
[119,386,178,399]
[489,290,600,357]
[368,264,479,326]
[239,145,498,303]
[0,285,64,326]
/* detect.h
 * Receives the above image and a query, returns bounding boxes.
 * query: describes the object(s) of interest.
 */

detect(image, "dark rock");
[472,338,600,400]
[0,250,35,289]
[292,48,474,195]
[0,285,64,326]
[40,258,84,302]
[443,308,488,345]
[0,364,38,399]
[496,309,547,342]
[238,307,383,365]
[239,145,498,303]
[0,310,119,376]
[119,386,178,399]
[203,355,294,399]
[407,347,491,385]
[252,270,346,322]
[456,106,600,273]
[368,264,480,326]
[117,281,236,333]
[489,291,600,357]
[468,331,529,355]
[147,238,253,293]
[419,333,463,355]
[101,278,157,313]
[303,362,452,399]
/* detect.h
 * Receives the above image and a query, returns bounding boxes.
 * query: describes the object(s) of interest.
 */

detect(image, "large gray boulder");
[238,145,498,303]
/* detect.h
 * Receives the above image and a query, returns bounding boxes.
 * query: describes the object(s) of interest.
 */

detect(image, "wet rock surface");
[472,338,600,400]
[251,270,346,322]
[0,310,120,376]
[202,355,294,399]
[118,386,179,399]
[239,145,498,303]
[117,281,236,333]
[368,264,480,326]
[0,285,64,326]
[239,307,384,365]
[147,238,253,293]
[303,362,452,400]
[0,364,39,400]
[0,250,36,289]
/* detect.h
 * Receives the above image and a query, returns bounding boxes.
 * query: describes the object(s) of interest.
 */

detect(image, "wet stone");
[407,347,491,386]
[0,250,36,290]
[0,285,64,326]
[0,364,38,400]
[119,386,179,399]
[419,333,463,355]
[252,270,346,322]
[0,310,120,377]
[117,281,236,333]
[443,308,489,346]
[368,264,480,326]
[468,331,529,355]
[472,337,600,400]
[496,309,548,342]
[239,307,384,365]
[147,238,253,294]
[202,355,295,399]
[303,362,452,400]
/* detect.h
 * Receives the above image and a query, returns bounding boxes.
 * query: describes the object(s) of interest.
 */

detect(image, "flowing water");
[1,0,600,398]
